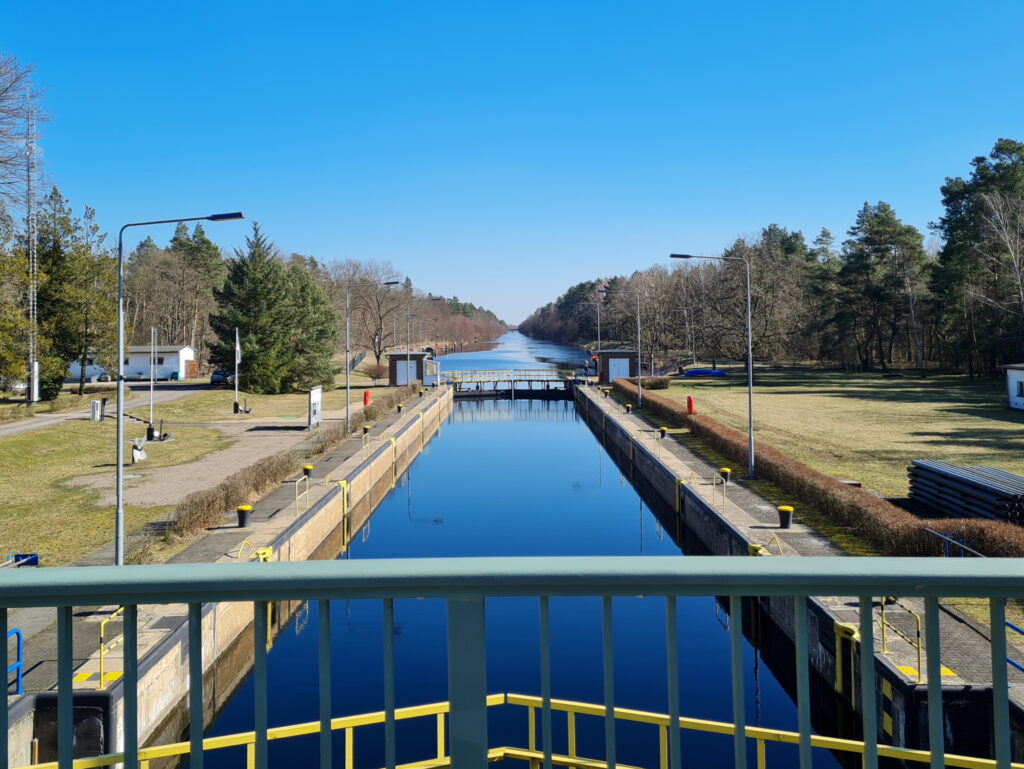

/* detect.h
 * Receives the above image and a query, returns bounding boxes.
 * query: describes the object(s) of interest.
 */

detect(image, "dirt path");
[67,419,314,507]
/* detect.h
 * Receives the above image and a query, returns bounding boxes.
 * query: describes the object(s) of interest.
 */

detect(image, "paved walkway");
[581,384,1024,703]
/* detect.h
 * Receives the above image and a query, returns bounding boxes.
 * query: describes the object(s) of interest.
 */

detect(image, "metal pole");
[345,288,351,431]
[636,290,642,407]
[742,258,754,479]
[234,328,240,410]
[149,327,156,427]
[115,227,126,566]
[596,298,601,353]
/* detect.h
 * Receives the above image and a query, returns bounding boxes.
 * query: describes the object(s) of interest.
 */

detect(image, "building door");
[396,360,416,385]
[608,358,630,381]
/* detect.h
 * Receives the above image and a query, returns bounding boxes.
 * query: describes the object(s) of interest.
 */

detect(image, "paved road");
[0,382,217,439]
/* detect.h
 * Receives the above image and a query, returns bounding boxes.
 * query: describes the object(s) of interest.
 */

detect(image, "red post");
[687,395,695,415]
[363,390,371,406]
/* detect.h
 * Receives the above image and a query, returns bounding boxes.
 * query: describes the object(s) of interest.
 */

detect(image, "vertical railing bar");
[858,596,878,769]
[602,596,616,769]
[1,607,8,769]
[318,600,332,769]
[253,601,268,769]
[384,598,396,769]
[665,597,681,769]
[990,598,1010,769]
[447,597,488,769]
[728,596,746,769]
[124,605,139,769]
[540,596,553,769]
[794,598,811,769]
[924,597,943,769]
[188,602,204,769]
[57,605,73,769]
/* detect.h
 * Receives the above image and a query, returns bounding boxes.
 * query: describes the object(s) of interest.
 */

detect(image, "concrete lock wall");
[5,387,454,767]
[572,384,1003,756]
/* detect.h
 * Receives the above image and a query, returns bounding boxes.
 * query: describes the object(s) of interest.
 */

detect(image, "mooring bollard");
[625,404,632,414]
[303,464,313,478]
[237,505,252,528]
[777,505,794,529]
[362,424,371,436]
[659,426,667,439]
[721,467,731,484]
[397,403,403,413]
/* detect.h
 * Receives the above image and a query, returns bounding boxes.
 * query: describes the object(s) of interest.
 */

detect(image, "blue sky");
[5,1,1022,323]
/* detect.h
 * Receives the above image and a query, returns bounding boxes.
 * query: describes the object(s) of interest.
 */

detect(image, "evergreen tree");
[282,262,338,389]
[211,223,294,394]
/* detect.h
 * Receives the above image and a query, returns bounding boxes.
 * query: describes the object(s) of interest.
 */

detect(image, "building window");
[1018,380,1024,398]
[124,358,129,365]
[85,358,93,366]
[156,357,165,365]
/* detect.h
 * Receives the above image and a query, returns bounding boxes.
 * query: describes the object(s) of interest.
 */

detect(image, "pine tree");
[283,263,338,389]
[211,223,294,394]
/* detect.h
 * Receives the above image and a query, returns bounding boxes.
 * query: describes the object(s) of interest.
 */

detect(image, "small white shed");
[124,345,196,380]
[1006,364,1024,410]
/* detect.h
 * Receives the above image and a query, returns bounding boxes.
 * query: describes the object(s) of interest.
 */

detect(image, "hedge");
[613,380,1024,557]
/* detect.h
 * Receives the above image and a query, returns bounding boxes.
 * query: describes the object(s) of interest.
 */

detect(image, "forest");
[521,138,1024,376]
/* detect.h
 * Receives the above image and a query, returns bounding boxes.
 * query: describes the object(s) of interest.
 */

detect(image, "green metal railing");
[2,556,1024,769]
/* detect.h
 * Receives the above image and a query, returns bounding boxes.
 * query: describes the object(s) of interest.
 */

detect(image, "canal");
[199,332,842,768]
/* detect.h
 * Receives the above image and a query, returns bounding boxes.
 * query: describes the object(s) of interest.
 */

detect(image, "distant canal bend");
[197,332,843,769]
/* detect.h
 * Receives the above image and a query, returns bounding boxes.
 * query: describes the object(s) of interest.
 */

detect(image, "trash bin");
[171,371,180,381]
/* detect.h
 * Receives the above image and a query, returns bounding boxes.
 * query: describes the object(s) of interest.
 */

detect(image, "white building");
[124,345,196,381]
[1006,364,1024,410]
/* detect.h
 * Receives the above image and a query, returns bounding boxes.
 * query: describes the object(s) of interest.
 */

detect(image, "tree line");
[521,138,1024,375]
[0,53,506,398]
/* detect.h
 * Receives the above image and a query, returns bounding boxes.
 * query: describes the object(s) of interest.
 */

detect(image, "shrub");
[0,404,32,424]
[49,394,89,413]
[613,379,1024,557]
[624,377,670,390]
[362,362,389,381]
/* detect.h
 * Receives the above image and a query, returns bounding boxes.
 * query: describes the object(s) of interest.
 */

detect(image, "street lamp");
[345,281,399,431]
[597,288,642,406]
[671,252,755,478]
[115,212,244,566]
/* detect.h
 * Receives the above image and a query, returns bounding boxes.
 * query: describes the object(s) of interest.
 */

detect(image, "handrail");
[98,606,125,690]
[6,627,24,695]
[1006,620,1024,674]
[16,692,1024,769]
[2,557,1024,608]
[878,597,923,682]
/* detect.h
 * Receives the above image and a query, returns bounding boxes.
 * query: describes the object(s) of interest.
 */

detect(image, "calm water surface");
[201,333,839,768]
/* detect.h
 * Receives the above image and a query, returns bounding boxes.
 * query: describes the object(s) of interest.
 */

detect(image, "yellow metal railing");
[22,692,1024,769]
[97,607,124,691]
[294,474,310,516]
[879,597,924,682]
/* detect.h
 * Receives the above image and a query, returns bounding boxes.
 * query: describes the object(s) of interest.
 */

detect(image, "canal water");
[200,332,841,768]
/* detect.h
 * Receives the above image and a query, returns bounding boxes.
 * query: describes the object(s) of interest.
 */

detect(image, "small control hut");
[596,350,638,384]
[388,352,432,386]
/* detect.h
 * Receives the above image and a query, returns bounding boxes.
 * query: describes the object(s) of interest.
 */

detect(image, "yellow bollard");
[237,505,252,528]
[659,426,667,439]
[720,467,731,484]
[303,464,313,478]
[777,505,794,529]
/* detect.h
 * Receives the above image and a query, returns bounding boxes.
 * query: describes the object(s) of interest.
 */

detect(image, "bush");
[362,362,389,381]
[49,394,89,413]
[0,404,33,424]
[613,379,1024,557]
[624,377,670,390]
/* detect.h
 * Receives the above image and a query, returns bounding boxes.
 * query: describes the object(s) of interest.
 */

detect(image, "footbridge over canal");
[443,368,577,398]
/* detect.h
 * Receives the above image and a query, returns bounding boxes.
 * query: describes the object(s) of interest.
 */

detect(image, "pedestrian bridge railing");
[2,557,1022,769]
[442,369,576,389]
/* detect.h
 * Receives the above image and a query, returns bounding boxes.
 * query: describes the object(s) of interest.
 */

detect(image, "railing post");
[1,608,7,769]
[447,596,487,768]
[57,606,73,769]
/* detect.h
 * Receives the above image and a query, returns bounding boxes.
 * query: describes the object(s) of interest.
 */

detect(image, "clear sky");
[5,1,1023,323]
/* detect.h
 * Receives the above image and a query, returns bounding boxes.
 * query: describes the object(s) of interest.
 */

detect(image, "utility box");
[387,352,431,386]
[595,350,638,384]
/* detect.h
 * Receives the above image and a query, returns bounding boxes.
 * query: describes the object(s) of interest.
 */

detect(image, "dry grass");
[656,368,1024,497]
[615,378,1024,558]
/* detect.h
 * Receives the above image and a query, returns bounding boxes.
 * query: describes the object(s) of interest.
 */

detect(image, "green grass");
[655,368,1024,498]
[0,419,229,566]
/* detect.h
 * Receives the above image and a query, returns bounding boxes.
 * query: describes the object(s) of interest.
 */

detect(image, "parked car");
[210,369,234,385]
[10,381,27,394]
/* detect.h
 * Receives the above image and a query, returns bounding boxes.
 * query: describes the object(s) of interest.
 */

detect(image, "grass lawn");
[655,368,1024,498]
[0,418,229,566]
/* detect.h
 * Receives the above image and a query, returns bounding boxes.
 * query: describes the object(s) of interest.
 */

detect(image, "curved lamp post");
[115,212,244,565]
[345,281,399,430]
[597,288,642,406]
[671,252,755,478]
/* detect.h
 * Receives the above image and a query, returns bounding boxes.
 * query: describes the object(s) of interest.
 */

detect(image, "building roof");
[1005,363,1024,371]
[387,351,431,358]
[595,349,637,356]
[127,345,195,354]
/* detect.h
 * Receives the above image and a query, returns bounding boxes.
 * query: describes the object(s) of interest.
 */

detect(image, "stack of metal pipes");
[908,460,1024,522]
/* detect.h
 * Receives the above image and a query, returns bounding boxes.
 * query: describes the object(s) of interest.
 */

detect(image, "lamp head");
[383,281,400,286]
[207,212,245,222]
[669,253,696,260]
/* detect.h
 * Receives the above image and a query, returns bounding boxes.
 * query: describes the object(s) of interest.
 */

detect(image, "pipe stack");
[908,460,1024,522]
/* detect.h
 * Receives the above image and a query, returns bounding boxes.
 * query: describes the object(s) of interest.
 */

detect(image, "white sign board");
[308,386,323,428]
